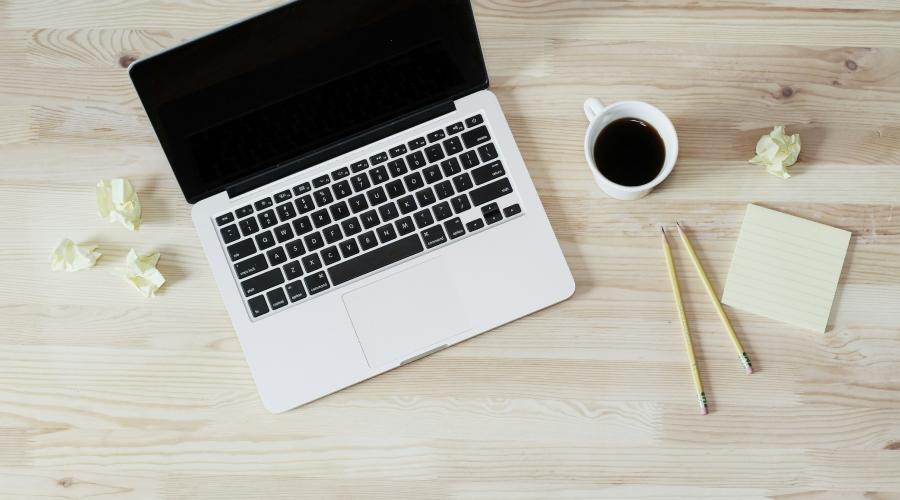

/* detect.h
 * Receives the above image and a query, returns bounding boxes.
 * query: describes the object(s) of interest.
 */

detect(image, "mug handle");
[583,97,604,123]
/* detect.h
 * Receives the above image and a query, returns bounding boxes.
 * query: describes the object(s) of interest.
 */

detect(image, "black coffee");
[593,118,665,187]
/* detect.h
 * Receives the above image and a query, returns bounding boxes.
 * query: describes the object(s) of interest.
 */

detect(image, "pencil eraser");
[746,366,754,375]
[700,407,708,415]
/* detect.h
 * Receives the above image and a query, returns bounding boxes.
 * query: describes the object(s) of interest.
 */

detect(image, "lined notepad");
[722,204,851,333]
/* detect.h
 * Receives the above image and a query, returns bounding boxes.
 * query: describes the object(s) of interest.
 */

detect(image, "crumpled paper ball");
[96,178,142,231]
[50,238,101,272]
[749,126,801,179]
[123,249,166,297]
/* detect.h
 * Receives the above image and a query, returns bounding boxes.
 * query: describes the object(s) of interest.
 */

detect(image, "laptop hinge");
[226,99,456,199]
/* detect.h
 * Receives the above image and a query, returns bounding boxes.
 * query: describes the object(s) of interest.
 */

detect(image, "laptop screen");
[130,0,488,203]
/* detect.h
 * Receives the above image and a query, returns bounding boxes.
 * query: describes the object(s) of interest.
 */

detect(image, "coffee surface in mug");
[592,118,665,187]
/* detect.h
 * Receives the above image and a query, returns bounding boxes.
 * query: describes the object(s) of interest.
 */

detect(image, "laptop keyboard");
[214,113,523,319]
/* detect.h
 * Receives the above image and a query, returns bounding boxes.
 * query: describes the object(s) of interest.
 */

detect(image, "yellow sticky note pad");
[722,204,851,333]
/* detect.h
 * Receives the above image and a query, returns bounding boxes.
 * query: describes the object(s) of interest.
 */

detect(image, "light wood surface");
[2,1,899,498]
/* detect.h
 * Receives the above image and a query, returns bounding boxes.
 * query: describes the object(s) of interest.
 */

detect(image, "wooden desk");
[2,1,899,498]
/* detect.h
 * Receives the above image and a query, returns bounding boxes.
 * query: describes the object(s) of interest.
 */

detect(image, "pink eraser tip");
[746,366,754,375]
[700,407,708,415]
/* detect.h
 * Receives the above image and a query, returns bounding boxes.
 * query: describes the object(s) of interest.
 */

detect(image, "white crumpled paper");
[50,238,101,272]
[123,249,166,297]
[749,126,801,179]
[96,178,142,231]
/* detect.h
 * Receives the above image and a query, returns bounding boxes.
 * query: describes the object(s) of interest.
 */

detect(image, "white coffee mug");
[583,97,678,200]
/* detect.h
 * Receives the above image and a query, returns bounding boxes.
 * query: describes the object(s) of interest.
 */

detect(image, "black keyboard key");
[254,197,273,210]
[314,188,333,207]
[389,144,408,157]
[248,295,269,317]
[472,160,505,185]
[341,216,362,236]
[235,205,253,218]
[470,178,513,206]
[304,231,324,251]
[408,137,426,150]
[397,195,417,214]
[460,150,480,169]
[313,174,330,188]
[358,230,378,250]
[311,208,331,228]
[227,238,256,261]
[387,158,408,177]
[369,165,389,184]
[453,172,474,192]
[274,189,292,203]
[386,179,406,198]
[267,247,288,266]
[440,157,461,176]
[220,224,240,243]
[433,201,453,221]
[351,173,371,192]
[379,201,399,221]
[339,238,360,258]
[323,224,343,244]
[415,187,436,207]
[425,144,444,163]
[421,225,447,248]
[286,239,306,258]
[304,271,330,295]
[414,208,434,228]
[348,194,369,214]
[369,151,388,165]
[330,200,350,220]
[444,217,465,239]
[485,210,503,225]
[478,143,498,162]
[286,281,307,302]
[462,125,491,149]
[446,122,464,135]
[332,167,350,180]
[276,202,297,222]
[240,217,260,236]
[465,114,484,127]
[466,218,485,232]
[302,253,322,272]
[351,159,369,172]
[443,136,463,156]
[376,223,397,243]
[367,186,387,206]
[295,194,315,213]
[434,180,454,200]
[396,216,416,235]
[504,204,522,217]
[360,210,380,229]
[258,210,277,228]
[328,234,424,286]
[234,254,268,279]
[216,213,235,226]
[292,182,311,196]
[422,165,442,184]
[406,151,426,169]
[451,194,471,213]
[241,268,284,297]
[427,129,446,142]
[332,180,352,199]
[274,223,294,243]
[293,215,313,235]
[255,230,276,250]
[321,245,341,265]
[481,202,500,215]
[283,260,304,280]
[268,289,288,310]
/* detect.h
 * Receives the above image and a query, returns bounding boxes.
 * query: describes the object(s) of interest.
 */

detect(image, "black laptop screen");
[130,0,488,203]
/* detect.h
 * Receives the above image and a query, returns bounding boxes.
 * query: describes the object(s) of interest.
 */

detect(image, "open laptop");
[129,0,574,413]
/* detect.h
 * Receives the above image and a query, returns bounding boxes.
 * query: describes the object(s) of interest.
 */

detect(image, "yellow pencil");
[661,226,708,415]
[675,221,753,375]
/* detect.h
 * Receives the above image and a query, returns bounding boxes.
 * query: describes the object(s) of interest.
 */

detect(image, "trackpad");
[342,258,472,369]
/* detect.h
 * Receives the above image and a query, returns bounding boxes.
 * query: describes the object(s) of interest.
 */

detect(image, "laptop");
[129,0,575,413]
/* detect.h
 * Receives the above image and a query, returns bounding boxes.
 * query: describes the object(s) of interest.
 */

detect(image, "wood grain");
[1,0,899,498]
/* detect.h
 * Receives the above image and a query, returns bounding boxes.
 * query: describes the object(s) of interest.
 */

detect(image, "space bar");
[328,234,424,286]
